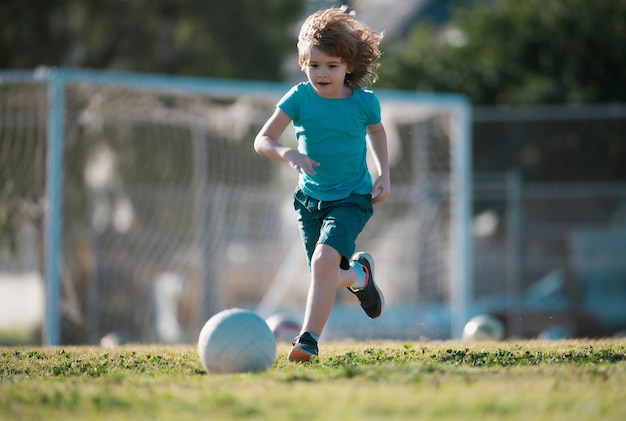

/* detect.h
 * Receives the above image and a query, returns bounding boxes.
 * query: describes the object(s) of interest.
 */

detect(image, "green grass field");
[1,339,625,420]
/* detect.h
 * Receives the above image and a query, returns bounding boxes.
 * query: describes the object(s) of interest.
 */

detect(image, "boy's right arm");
[254,108,319,175]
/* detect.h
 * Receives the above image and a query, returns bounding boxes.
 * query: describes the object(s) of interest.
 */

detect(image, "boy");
[254,6,389,362]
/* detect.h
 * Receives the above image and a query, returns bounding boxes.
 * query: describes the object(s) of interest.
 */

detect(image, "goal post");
[0,67,472,345]
[355,88,473,340]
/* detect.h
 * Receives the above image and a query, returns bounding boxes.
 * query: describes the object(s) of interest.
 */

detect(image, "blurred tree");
[378,0,626,105]
[0,0,305,80]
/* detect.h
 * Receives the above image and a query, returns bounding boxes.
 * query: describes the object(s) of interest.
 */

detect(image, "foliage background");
[2,0,624,104]
[0,0,304,80]
[377,0,626,105]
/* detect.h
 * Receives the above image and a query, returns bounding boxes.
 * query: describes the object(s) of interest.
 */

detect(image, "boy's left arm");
[366,122,390,204]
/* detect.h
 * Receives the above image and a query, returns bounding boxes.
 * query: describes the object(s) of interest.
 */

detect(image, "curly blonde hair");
[297,6,383,88]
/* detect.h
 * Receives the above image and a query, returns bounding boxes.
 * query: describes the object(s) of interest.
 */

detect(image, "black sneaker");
[347,252,384,319]
[288,332,318,362]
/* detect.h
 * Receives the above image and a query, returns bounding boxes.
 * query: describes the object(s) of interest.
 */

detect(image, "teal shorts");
[293,188,373,270]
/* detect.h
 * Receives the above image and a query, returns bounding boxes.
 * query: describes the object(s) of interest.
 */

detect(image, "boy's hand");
[370,175,390,204]
[283,149,320,175]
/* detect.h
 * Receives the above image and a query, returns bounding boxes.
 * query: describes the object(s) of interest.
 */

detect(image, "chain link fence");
[472,104,626,338]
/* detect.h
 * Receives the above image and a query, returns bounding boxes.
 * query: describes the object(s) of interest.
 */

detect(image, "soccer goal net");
[0,68,471,345]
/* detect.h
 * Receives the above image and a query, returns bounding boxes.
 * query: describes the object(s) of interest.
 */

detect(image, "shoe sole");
[288,347,315,363]
[353,252,385,319]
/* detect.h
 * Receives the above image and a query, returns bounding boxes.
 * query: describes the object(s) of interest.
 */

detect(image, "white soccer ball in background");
[462,314,505,341]
[198,308,276,374]
[265,313,301,343]
[538,325,572,341]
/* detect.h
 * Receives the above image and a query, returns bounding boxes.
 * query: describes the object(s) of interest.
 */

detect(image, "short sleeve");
[363,90,381,125]
[277,83,303,121]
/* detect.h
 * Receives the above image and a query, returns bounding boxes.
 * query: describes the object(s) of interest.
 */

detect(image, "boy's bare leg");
[300,244,355,336]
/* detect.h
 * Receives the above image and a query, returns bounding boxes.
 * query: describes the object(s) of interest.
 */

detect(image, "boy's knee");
[311,244,341,273]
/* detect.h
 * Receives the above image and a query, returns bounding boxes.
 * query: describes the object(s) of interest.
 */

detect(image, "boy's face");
[303,46,351,99]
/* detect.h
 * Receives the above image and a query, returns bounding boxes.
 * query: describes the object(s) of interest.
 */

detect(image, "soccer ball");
[198,308,276,374]
[462,314,505,341]
[265,313,301,343]
[538,326,572,341]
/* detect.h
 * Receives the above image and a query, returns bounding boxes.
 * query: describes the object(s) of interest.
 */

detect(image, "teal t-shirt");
[278,82,381,201]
